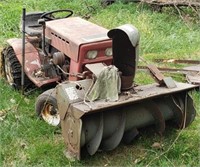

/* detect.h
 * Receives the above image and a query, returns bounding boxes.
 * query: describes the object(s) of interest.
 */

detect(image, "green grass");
[0,0,200,166]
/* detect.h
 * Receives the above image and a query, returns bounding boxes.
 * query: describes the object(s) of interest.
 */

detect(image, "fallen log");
[141,0,200,8]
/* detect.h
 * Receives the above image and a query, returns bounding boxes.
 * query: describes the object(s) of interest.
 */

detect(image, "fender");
[7,38,60,87]
[7,38,41,72]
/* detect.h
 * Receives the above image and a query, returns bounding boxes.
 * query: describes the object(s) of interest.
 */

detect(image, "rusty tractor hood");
[45,17,111,62]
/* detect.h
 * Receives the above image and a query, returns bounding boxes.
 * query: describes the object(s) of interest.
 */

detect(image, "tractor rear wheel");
[35,89,60,126]
[1,46,32,90]
[1,46,22,89]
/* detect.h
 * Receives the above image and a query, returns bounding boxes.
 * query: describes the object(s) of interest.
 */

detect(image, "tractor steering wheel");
[40,9,73,21]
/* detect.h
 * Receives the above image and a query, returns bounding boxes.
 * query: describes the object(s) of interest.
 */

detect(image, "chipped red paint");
[7,38,60,87]
[45,17,111,62]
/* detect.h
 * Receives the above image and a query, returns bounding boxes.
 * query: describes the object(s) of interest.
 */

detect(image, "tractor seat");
[23,12,44,37]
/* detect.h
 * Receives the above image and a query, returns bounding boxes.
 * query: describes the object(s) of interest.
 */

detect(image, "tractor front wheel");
[35,89,60,126]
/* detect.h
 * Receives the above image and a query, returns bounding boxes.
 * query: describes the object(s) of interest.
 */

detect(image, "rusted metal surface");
[7,38,41,75]
[184,65,200,85]
[147,64,165,84]
[136,65,176,88]
[7,38,60,87]
[183,65,200,72]
[138,65,198,73]
[186,73,200,85]
[154,59,200,64]
[35,89,60,126]
[71,81,196,113]
[138,64,200,85]
[45,17,111,62]
[143,100,165,135]
[58,80,197,117]
[57,79,197,160]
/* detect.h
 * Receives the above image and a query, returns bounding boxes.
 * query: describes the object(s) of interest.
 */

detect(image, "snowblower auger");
[56,25,197,160]
[57,79,196,160]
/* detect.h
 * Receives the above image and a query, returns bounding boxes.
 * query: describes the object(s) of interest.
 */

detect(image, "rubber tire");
[35,88,59,126]
[1,46,32,90]
[2,46,22,89]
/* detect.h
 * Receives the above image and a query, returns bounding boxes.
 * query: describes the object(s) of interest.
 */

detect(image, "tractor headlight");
[105,48,112,57]
[86,50,98,59]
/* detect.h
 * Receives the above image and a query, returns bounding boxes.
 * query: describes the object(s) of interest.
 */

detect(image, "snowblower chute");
[57,24,197,160]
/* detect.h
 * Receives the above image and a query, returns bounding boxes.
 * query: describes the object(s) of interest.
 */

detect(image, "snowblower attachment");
[57,25,197,160]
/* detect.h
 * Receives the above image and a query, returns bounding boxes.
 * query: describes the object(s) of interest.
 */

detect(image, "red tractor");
[1,9,197,159]
[1,9,114,126]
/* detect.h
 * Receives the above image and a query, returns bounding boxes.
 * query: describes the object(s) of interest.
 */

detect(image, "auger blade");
[122,127,139,144]
[100,110,126,151]
[82,113,103,155]
[144,100,165,135]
